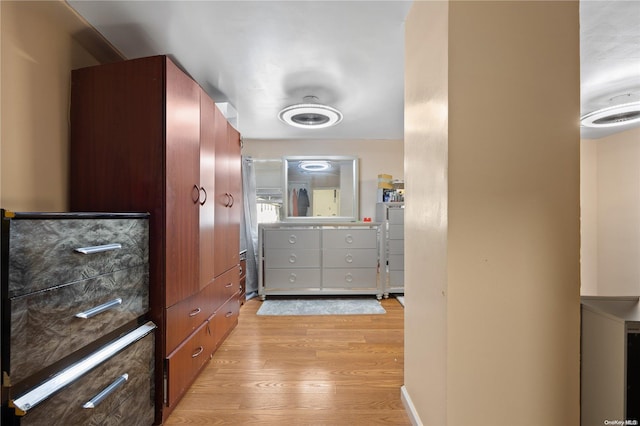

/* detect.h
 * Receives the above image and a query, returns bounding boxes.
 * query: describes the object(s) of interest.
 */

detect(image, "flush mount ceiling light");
[299,161,331,172]
[580,101,640,128]
[278,96,343,129]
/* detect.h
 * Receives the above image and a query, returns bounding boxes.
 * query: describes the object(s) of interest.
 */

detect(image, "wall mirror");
[283,156,359,221]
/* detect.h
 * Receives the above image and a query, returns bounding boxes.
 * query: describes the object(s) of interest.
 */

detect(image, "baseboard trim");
[401,385,423,426]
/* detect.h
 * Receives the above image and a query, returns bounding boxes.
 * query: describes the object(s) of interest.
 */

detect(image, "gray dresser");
[376,202,404,296]
[258,223,382,299]
[1,211,155,425]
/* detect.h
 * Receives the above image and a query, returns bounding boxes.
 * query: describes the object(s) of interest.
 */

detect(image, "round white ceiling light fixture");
[299,161,331,172]
[278,96,343,129]
[580,101,640,128]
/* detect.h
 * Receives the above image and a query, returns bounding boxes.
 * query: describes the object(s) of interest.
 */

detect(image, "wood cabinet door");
[164,59,201,307]
[226,123,242,268]
[199,90,217,290]
[213,105,231,277]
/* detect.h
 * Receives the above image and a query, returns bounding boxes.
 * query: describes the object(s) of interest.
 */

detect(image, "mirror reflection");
[283,156,359,221]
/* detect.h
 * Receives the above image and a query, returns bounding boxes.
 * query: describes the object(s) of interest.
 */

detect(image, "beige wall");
[581,126,640,296]
[0,0,121,212]
[405,2,580,424]
[242,138,404,220]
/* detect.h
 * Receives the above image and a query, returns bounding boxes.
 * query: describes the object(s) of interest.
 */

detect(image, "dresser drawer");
[323,248,378,268]
[265,249,321,268]
[322,229,377,249]
[388,239,404,254]
[213,266,240,309]
[322,268,378,289]
[388,224,403,240]
[388,208,404,224]
[388,254,404,271]
[12,323,155,426]
[264,269,321,288]
[8,218,148,297]
[211,295,240,348]
[9,265,149,384]
[166,321,213,408]
[390,270,404,287]
[264,229,320,249]
[165,282,216,353]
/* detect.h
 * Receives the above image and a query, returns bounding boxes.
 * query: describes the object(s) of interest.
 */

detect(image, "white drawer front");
[265,249,321,268]
[264,269,321,288]
[323,249,378,268]
[388,224,403,240]
[322,268,378,289]
[322,229,377,249]
[264,229,320,249]
[388,254,404,271]
[390,270,404,287]
[388,208,404,224]
[388,239,404,254]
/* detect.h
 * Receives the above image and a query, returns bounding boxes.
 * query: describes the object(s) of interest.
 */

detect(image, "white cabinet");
[376,202,404,296]
[259,223,382,299]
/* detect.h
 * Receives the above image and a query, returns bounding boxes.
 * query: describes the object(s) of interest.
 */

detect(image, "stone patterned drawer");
[7,217,148,298]
[12,323,155,426]
[8,265,149,385]
[323,248,379,268]
[322,229,377,249]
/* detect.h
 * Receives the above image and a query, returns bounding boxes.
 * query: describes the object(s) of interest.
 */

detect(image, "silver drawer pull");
[82,374,128,409]
[74,243,122,255]
[75,298,122,319]
[225,282,233,288]
[345,254,354,263]
[345,234,354,244]
[345,273,354,283]
[289,273,297,283]
[289,254,297,263]
[189,307,202,317]
[192,346,204,358]
[225,311,233,318]
[288,235,297,244]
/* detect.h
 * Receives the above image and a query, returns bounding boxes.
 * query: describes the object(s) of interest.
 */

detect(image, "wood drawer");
[9,265,149,385]
[165,321,213,408]
[322,268,378,289]
[323,248,378,268]
[265,249,321,268]
[165,282,216,354]
[264,269,321,288]
[209,295,240,349]
[7,217,148,298]
[213,266,240,309]
[264,229,320,249]
[14,325,155,426]
[322,229,377,249]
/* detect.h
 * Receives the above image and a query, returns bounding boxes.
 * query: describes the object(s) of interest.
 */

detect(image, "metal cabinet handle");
[192,185,200,204]
[225,311,233,318]
[289,273,297,283]
[189,307,202,317]
[82,374,128,409]
[288,254,297,263]
[74,243,122,255]
[192,346,204,358]
[199,187,208,206]
[224,192,232,207]
[345,234,354,244]
[288,235,297,244]
[75,298,122,319]
[228,193,234,207]
[345,254,354,263]
[345,273,354,283]
[239,266,243,275]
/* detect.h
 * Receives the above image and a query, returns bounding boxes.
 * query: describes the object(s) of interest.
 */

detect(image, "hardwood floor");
[164,297,410,425]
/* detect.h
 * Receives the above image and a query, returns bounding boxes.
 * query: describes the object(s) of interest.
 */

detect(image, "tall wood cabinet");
[69,55,241,424]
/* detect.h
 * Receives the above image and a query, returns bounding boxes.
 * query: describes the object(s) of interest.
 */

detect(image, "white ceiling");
[67,0,640,141]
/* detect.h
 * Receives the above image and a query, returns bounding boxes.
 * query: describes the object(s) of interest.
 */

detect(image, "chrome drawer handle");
[345,254,354,263]
[289,273,297,283]
[74,243,122,255]
[345,234,354,244]
[189,307,202,317]
[345,273,354,283]
[82,374,128,409]
[192,346,204,358]
[75,298,122,319]
[288,235,297,244]
[225,311,233,318]
[225,282,233,288]
[289,254,297,263]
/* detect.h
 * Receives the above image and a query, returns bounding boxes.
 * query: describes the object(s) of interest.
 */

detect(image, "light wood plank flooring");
[165,297,410,425]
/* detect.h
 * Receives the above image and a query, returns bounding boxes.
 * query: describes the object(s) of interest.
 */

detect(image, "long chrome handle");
[75,298,122,319]
[228,193,234,207]
[225,282,233,288]
[82,374,128,409]
[224,192,232,207]
[192,185,200,204]
[74,243,122,255]
[199,187,207,206]
[192,346,204,358]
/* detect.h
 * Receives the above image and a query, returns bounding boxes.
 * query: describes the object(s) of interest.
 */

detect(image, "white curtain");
[241,156,259,298]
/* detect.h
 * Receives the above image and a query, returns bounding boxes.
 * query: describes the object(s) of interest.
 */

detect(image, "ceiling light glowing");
[580,101,640,128]
[278,96,343,129]
[299,161,331,171]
